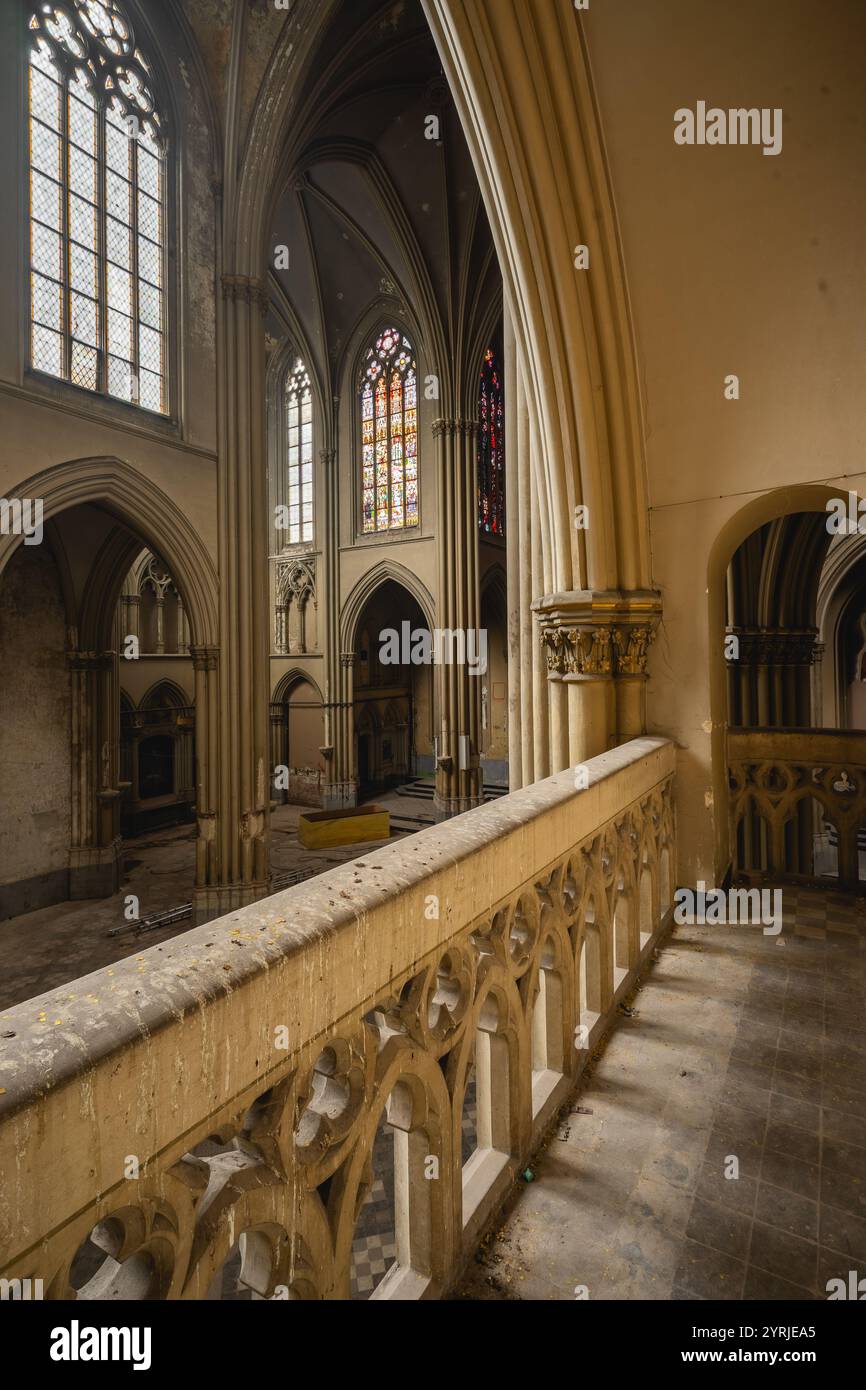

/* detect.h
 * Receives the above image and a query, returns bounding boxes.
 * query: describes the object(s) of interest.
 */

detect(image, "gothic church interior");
[0,0,865,1314]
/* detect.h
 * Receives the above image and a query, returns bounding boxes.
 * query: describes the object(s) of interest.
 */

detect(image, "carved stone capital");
[728,627,818,666]
[221,274,270,317]
[432,416,480,440]
[190,644,219,673]
[613,625,654,675]
[540,625,614,676]
[535,589,661,679]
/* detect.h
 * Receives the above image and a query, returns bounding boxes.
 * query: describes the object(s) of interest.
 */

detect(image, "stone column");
[330,651,358,808]
[154,594,165,655]
[433,418,483,818]
[320,446,349,810]
[67,650,122,899]
[176,594,190,655]
[504,300,526,791]
[536,591,661,767]
[729,628,817,730]
[270,702,287,805]
[190,644,219,902]
[126,593,141,644]
[207,273,272,919]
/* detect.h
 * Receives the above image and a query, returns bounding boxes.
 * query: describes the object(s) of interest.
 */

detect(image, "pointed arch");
[0,457,218,646]
[340,561,435,653]
[272,668,325,706]
[708,482,845,881]
[140,678,190,710]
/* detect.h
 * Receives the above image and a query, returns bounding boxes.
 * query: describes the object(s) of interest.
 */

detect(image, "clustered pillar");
[433,417,484,818]
[196,272,272,921]
[67,649,122,899]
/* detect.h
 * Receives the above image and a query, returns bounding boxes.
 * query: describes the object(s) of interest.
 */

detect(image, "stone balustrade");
[728,728,866,891]
[0,737,675,1301]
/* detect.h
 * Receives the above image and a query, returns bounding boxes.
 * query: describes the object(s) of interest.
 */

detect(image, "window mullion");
[131,127,141,404]
[96,98,108,395]
[61,72,71,381]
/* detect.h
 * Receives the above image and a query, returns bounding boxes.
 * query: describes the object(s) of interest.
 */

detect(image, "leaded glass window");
[361,328,418,533]
[286,358,313,544]
[478,346,505,535]
[27,2,167,413]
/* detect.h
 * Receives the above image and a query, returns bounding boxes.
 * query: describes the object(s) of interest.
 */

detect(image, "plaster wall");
[0,1,218,568]
[584,0,866,882]
[0,544,71,910]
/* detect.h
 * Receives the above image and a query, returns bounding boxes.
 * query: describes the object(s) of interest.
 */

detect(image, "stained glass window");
[28,2,167,413]
[478,346,505,535]
[361,328,418,533]
[286,358,313,544]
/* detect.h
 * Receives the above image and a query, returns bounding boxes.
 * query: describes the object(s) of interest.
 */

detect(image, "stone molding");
[0,739,675,1300]
[726,627,818,666]
[534,590,661,679]
[221,274,270,317]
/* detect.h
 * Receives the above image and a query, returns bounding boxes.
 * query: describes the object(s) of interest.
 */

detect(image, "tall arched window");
[478,346,505,536]
[27,2,167,413]
[286,358,313,544]
[361,328,419,533]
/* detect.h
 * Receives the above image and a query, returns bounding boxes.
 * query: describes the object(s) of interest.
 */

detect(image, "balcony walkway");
[458,886,866,1301]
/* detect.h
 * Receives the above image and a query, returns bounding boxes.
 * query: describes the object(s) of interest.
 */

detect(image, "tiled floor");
[457,886,866,1301]
[350,1072,479,1297]
[0,793,435,1010]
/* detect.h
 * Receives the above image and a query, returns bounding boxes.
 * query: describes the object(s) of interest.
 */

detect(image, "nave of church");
[0,0,865,1329]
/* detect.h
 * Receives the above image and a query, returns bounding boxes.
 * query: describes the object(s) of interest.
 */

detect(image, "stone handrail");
[728,727,866,890]
[0,737,675,1300]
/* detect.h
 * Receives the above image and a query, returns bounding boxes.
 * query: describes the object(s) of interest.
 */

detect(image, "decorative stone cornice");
[221,274,270,317]
[534,590,661,679]
[727,627,818,667]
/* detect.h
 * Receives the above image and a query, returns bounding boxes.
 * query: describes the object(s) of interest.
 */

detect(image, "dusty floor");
[458,886,866,1301]
[0,790,435,1010]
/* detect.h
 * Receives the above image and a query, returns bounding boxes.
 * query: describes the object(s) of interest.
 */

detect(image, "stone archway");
[707,483,847,883]
[348,578,433,799]
[205,0,659,899]
[0,459,219,913]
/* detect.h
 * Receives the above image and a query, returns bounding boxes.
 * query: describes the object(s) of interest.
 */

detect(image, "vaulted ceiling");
[262,0,500,410]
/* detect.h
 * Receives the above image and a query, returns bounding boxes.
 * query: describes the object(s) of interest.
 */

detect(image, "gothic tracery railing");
[728,727,866,892]
[0,738,674,1300]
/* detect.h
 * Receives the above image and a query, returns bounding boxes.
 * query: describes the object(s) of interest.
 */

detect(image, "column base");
[433,793,485,821]
[68,840,122,900]
[192,880,271,925]
[321,781,359,811]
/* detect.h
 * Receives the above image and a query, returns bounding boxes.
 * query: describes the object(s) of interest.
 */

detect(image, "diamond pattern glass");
[285,359,314,545]
[28,1,167,409]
